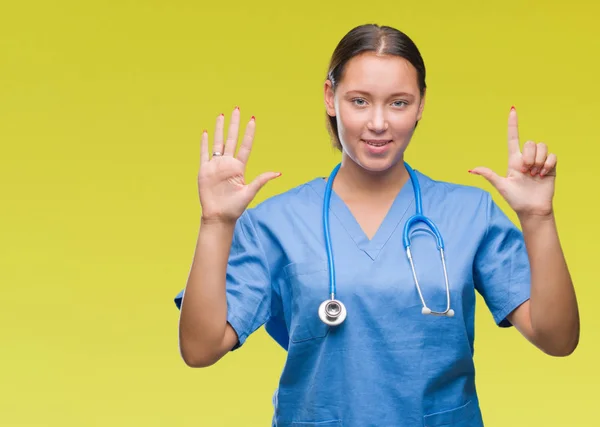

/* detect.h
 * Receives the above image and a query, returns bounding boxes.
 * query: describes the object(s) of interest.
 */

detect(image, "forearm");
[178,218,236,364]
[519,212,579,355]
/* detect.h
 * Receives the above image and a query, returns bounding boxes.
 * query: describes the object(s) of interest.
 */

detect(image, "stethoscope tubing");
[320,162,454,325]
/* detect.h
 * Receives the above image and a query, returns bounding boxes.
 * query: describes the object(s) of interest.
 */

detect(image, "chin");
[355,156,399,174]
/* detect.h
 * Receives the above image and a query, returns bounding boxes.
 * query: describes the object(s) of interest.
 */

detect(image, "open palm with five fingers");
[470,107,557,218]
[198,107,281,224]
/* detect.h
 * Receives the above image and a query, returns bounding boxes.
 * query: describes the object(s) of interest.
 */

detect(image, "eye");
[351,98,367,106]
[392,100,408,108]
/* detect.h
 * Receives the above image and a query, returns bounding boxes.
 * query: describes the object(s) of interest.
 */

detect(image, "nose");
[367,107,388,133]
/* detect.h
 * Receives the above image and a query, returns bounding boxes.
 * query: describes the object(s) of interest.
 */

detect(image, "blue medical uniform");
[174,168,531,427]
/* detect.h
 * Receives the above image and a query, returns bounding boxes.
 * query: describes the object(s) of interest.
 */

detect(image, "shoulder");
[245,178,324,222]
[235,177,324,241]
[234,178,324,266]
[414,169,492,207]
[413,168,519,237]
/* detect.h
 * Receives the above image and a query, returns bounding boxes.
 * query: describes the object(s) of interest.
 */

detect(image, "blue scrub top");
[174,169,531,427]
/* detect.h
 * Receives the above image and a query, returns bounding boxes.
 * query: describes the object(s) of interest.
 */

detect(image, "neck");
[332,155,410,201]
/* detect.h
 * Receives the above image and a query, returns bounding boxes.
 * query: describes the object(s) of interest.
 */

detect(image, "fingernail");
[277,172,282,177]
[251,115,255,121]
[235,106,239,110]
[468,170,473,173]
[220,113,224,117]
[203,129,207,134]
[540,169,547,176]
[510,105,516,111]
[531,168,538,175]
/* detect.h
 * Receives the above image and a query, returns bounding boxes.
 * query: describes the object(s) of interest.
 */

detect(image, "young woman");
[175,24,579,426]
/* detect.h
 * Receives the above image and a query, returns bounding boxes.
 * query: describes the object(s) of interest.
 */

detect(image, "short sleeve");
[174,210,273,349]
[474,193,531,328]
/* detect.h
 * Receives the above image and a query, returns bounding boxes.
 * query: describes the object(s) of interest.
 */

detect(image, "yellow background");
[1,0,598,425]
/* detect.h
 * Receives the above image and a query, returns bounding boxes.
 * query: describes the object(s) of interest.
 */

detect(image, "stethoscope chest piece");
[319,299,347,326]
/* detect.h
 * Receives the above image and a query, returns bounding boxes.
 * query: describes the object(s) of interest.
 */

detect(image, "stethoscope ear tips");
[421,307,455,317]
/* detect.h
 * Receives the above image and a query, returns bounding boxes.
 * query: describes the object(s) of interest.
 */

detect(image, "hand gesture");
[197,107,281,224]
[469,107,557,218]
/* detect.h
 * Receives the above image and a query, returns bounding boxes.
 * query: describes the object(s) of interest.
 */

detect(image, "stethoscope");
[318,162,455,326]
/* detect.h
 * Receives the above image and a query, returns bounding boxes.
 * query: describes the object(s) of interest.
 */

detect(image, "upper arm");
[216,323,241,361]
[223,210,278,348]
[505,299,538,345]
[473,193,532,328]
[174,210,278,362]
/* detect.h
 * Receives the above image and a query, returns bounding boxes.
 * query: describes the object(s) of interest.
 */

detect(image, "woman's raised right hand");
[197,107,281,224]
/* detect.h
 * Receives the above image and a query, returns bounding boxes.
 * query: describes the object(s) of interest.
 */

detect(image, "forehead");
[337,52,419,94]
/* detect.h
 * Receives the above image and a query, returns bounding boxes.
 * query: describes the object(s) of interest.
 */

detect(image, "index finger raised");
[508,106,520,155]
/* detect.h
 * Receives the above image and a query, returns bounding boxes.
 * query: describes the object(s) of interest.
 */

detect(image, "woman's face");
[325,52,425,173]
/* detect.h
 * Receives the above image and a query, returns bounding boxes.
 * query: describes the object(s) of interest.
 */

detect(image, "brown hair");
[326,24,427,151]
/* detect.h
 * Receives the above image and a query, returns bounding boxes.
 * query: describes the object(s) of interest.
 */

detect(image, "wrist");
[200,214,238,227]
[517,210,556,229]
[200,206,240,228]
[200,206,241,226]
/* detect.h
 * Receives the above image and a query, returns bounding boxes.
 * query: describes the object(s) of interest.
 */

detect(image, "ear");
[416,89,426,121]
[324,80,336,117]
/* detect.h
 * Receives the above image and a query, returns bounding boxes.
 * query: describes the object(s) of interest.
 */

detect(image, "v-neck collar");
[308,171,417,260]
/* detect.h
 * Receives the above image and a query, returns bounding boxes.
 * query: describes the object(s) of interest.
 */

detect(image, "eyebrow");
[346,90,416,98]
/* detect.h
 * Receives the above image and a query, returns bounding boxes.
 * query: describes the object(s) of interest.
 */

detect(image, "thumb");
[247,171,282,195]
[469,167,502,188]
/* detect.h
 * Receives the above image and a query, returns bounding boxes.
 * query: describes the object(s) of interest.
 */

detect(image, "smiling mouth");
[363,139,392,147]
